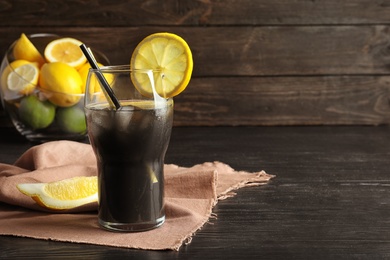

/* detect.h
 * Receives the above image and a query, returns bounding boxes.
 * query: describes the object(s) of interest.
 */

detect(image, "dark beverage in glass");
[85,66,174,232]
[85,100,173,231]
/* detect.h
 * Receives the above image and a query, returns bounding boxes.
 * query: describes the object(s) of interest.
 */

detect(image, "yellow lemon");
[78,62,113,93]
[7,63,39,95]
[1,60,38,99]
[44,37,87,69]
[17,176,98,211]
[130,32,193,98]
[13,33,45,67]
[39,62,83,107]
[1,60,31,85]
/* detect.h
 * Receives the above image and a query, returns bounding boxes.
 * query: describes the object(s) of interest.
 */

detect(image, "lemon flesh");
[17,176,98,210]
[44,37,87,69]
[7,63,39,95]
[13,33,45,67]
[1,60,38,99]
[1,60,32,87]
[130,32,193,98]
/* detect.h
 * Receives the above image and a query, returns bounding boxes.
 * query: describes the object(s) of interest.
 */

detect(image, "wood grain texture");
[174,76,390,126]
[0,1,390,125]
[2,26,390,76]
[1,0,390,26]
[2,126,390,258]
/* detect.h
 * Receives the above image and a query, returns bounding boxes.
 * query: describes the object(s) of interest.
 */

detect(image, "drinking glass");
[84,65,173,232]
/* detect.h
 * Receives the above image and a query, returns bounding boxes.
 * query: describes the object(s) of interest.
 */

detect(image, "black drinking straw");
[79,44,121,110]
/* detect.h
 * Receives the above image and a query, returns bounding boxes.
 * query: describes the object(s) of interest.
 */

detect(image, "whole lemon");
[19,95,56,130]
[39,62,83,107]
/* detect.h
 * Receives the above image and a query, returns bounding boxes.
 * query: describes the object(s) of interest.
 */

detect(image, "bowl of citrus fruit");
[0,33,109,142]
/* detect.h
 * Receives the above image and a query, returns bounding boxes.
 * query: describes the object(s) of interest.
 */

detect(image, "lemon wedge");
[7,63,39,95]
[130,32,193,98]
[17,176,98,211]
[12,33,45,67]
[44,37,87,69]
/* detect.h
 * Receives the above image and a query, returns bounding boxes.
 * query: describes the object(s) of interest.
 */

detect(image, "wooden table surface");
[1,125,390,259]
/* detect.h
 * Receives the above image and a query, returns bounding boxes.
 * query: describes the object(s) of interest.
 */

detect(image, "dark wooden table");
[1,125,390,259]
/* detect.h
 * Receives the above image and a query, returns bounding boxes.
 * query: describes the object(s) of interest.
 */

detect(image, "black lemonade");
[85,100,173,231]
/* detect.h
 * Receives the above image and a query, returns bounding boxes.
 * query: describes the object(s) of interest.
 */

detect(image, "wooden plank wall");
[0,0,390,126]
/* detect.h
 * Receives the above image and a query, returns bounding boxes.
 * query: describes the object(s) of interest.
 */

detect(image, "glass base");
[98,215,165,232]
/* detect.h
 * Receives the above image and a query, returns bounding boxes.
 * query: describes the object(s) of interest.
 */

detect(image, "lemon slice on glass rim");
[17,176,98,211]
[130,32,193,98]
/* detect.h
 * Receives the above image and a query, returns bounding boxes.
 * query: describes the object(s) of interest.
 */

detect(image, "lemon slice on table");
[7,63,39,95]
[17,176,98,211]
[130,32,193,98]
[44,37,87,69]
[13,33,45,67]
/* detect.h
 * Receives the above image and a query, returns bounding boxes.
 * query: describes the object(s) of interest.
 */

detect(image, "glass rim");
[37,87,85,97]
[28,33,60,39]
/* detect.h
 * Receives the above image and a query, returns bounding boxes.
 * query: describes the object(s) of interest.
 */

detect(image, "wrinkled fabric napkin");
[0,141,274,251]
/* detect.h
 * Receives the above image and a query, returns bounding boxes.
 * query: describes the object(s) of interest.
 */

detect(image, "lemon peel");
[13,33,45,67]
[130,32,193,98]
[17,176,98,211]
[39,62,83,107]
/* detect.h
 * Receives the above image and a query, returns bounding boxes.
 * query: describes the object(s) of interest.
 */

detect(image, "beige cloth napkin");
[0,141,274,251]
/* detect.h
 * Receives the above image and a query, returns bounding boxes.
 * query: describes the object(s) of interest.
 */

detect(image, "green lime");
[56,105,86,134]
[19,95,56,129]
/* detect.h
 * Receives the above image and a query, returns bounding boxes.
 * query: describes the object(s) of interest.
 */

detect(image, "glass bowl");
[0,33,109,142]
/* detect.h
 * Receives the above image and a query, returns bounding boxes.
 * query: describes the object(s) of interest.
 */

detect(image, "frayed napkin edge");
[218,170,275,200]
[170,170,275,251]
